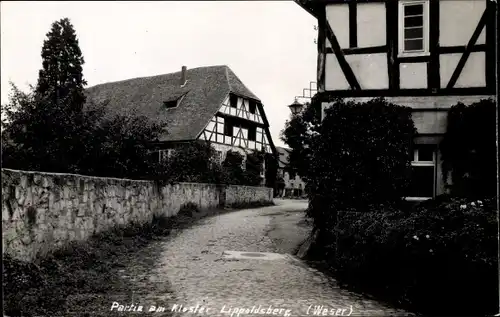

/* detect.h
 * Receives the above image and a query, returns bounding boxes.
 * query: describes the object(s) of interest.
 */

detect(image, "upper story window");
[224,122,234,136]
[230,94,238,108]
[248,126,257,141]
[398,0,430,57]
[249,101,256,114]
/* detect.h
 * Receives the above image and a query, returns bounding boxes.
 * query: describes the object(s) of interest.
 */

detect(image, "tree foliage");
[156,141,222,183]
[222,151,246,185]
[1,18,165,179]
[440,99,497,198]
[306,97,417,231]
[280,97,322,182]
[245,150,265,186]
[264,152,279,192]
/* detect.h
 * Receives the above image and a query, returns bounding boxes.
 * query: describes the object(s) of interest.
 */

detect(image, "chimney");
[180,66,187,86]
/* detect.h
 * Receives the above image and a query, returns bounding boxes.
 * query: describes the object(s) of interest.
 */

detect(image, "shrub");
[156,141,222,183]
[334,196,498,315]
[245,150,265,186]
[440,99,497,199]
[222,150,246,185]
[306,97,416,231]
[178,202,200,217]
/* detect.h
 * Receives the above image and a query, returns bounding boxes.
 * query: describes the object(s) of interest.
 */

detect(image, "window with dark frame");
[248,126,256,141]
[230,94,238,108]
[224,122,233,136]
[249,101,256,114]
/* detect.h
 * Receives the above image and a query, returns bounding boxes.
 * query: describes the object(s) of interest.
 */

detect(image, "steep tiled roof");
[85,65,260,142]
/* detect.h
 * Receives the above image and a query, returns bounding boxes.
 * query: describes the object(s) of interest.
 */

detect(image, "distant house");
[276,146,306,198]
[86,65,277,184]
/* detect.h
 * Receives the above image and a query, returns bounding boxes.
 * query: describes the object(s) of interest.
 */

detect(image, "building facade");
[296,0,497,200]
[276,147,307,198]
[86,65,276,185]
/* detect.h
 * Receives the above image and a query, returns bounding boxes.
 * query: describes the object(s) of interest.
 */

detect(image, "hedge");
[306,97,417,231]
[440,98,497,198]
[334,196,498,316]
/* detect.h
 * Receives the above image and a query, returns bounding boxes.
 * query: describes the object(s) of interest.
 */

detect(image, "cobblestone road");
[131,200,412,317]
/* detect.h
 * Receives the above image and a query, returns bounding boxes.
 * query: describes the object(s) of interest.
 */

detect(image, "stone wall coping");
[1,169,272,190]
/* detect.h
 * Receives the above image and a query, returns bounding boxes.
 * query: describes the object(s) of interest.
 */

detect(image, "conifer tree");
[2,18,88,172]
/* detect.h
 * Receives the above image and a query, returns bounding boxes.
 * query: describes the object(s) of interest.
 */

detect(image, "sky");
[0,1,317,148]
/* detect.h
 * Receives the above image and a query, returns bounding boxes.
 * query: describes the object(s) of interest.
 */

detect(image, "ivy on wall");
[440,98,497,199]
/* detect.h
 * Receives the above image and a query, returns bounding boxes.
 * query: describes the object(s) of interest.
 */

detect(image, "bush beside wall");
[306,97,416,232]
[440,98,497,198]
[334,196,498,315]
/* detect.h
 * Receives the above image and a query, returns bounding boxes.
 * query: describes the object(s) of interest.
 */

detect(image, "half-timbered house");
[295,0,497,200]
[86,65,276,184]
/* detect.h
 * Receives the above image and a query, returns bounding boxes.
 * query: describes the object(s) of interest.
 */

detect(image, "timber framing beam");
[428,0,440,90]
[446,7,489,89]
[324,18,361,90]
[386,0,399,90]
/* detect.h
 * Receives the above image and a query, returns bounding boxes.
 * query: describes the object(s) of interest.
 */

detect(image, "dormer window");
[163,100,178,109]
[398,0,430,57]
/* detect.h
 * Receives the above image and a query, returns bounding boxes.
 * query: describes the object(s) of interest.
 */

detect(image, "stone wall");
[2,169,273,262]
[225,185,273,206]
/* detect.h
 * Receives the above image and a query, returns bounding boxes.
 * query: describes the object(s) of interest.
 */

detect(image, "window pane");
[249,101,256,114]
[404,39,424,51]
[404,15,423,28]
[408,166,434,197]
[230,95,237,108]
[404,27,423,39]
[404,4,423,16]
[417,145,434,162]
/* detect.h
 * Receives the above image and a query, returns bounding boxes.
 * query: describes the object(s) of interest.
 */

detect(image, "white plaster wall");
[325,54,350,91]
[346,54,388,89]
[440,52,486,88]
[399,63,428,89]
[357,2,386,48]
[439,0,486,47]
[325,4,350,49]
[411,111,448,134]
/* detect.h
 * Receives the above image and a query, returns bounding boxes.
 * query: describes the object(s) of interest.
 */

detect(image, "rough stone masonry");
[1,169,273,262]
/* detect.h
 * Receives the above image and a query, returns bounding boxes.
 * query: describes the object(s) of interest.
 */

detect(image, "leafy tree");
[157,141,220,183]
[1,18,166,179]
[440,99,497,198]
[264,152,279,192]
[280,98,322,182]
[222,151,246,185]
[307,97,416,231]
[2,18,88,173]
[245,150,264,186]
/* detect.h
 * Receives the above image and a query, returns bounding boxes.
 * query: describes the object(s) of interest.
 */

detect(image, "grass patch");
[3,214,176,317]
[3,200,272,316]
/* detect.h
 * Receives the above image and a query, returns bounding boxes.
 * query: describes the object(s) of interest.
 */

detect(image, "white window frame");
[405,147,436,201]
[398,0,430,57]
[158,149,173,163]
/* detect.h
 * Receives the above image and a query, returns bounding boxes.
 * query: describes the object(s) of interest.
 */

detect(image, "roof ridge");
[224,65,232,92]
[87,65,230,90]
